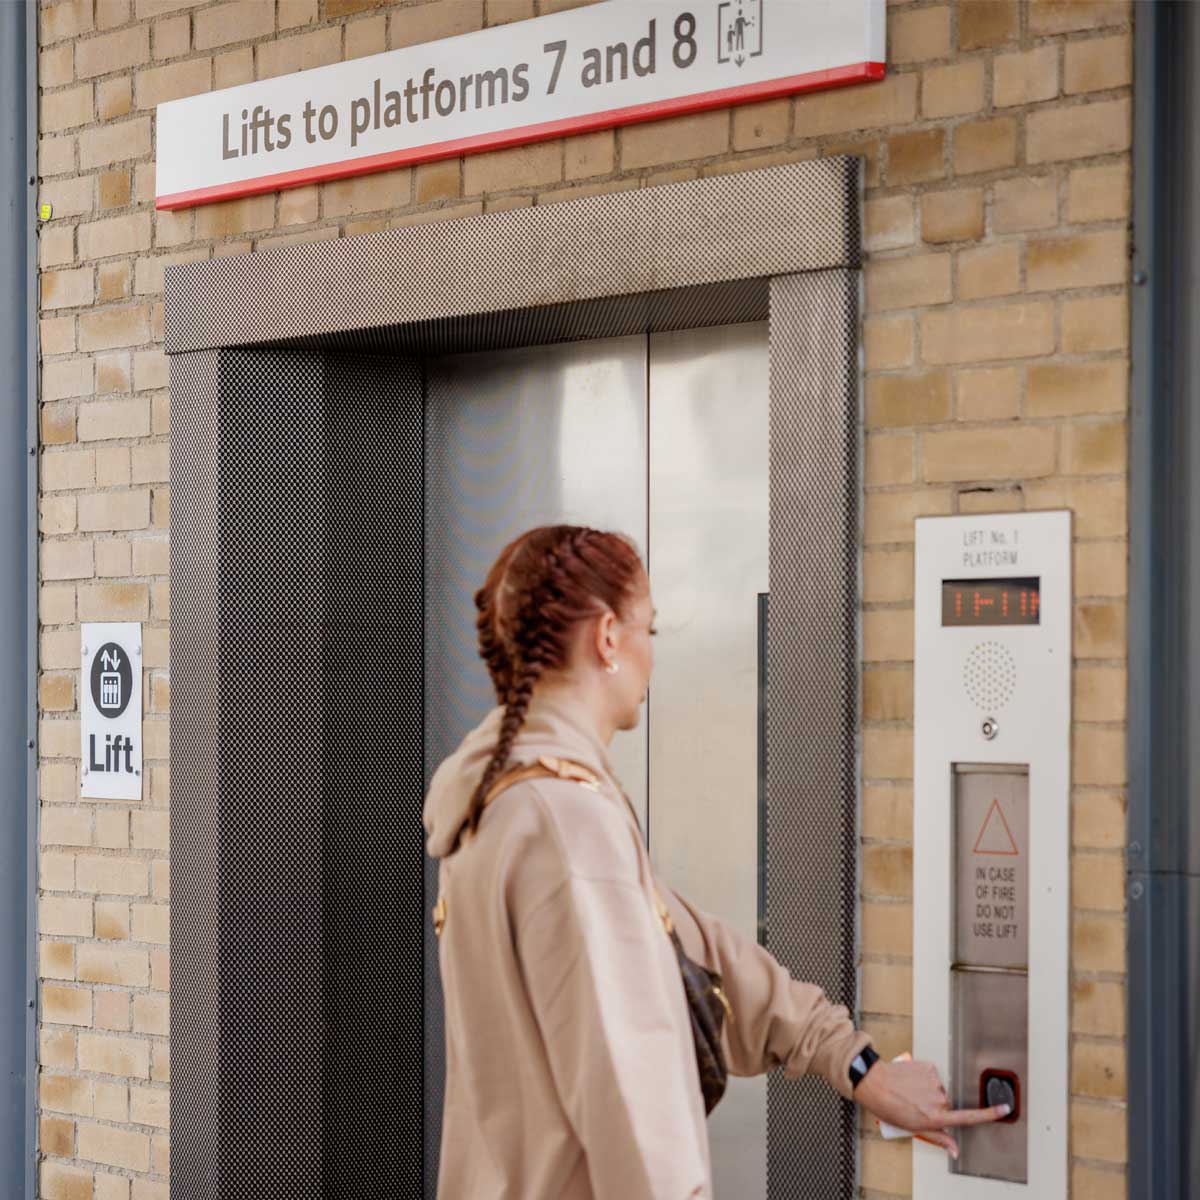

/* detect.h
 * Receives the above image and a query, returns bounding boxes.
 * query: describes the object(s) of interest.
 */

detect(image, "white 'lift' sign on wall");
[156,0,886,209]
[81,623,143,802]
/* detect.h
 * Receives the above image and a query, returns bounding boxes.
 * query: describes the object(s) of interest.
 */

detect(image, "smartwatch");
[848,1045,880,1091]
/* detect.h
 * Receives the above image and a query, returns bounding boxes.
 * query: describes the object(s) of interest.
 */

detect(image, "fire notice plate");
[81,622,142,801]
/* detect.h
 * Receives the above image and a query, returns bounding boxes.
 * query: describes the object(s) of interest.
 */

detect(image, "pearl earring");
[605,660,619,675]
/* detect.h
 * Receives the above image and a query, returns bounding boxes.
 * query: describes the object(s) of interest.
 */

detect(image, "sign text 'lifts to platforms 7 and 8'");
[155,0,886,209]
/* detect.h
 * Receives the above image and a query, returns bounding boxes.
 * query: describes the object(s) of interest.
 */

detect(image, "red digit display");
[941,578,1040,626]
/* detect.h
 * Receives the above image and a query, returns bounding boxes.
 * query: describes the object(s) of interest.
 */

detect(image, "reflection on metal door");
[424,322,769,1198]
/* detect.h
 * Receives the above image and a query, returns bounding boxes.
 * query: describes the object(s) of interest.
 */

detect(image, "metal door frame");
[164,160,865,1199]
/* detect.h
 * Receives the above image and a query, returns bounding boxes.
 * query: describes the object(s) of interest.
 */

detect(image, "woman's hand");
[852,1058,1011,1158]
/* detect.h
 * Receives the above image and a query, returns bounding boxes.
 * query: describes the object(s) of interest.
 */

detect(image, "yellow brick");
[820,136,882,186]
[921,60,985,119]
[41,582,76,624]
[41,938,76,980]
[960,1,1020,49]
[194,194,276,239]
[1071,1100,1128,1164]
[561,130,613,182]
[864,315,914,370]
[193,0,273,49]
[866,369,952,427]
[150,947,170,991]
[77,944,150,990]
[41,405,77,450]
[864,195,914,254]
[43,361,92,405]
[1067,162,1131,223]
[78,582,150,622]
[42,539,94,582]
[256,27,341,81]
[1071,1163,1127,1200]
[93,1079,127,1122]
[131,1085,170,1128]
[43,984,92,1027]
[78,305,151,353]
[95,809,129,850]
[1066,33,1132,95]
[278,0,318,27]
[131,904,170,944]
[1073,726,1126,786]
[861,1136,912,1193]
[79,397,150,440]
[1072,1039,1126,1100]
[40,672,76,711]
[42,1072,92,1117]
[97,76,133,121]
[75,856,150,897]
[97,260,132,302]
[993,175,1059,233]
[1030,0,1129,36]
[1073,977,1125,1037]
[863,783,913,840]
[42,806,92,847]
[41,1025,77,1069]
[133,993,169,1035]
[152,12,191,58]
[134,57,212,108]
[1025,477,1125,537]
[1028,230,1126,292]
[921,301,1055,364]
[41,44,75,88]
[95,447,131,490]
[955,117,1017,175]
[1027,360,1125,417]
[865,487,955,544]
[1076,539,1127,598]
[77,490,151,532]
[131,538,170,577]
[863,609,914,663]
[861,961,913,1015]
[41,1162,93,1200]
[1074,666,1127,724]
[41,1114,74,1157]
[619,111,727,173]
[994,45,1060,108]
[408,160,459,208]
[922,426,1057,482]
[388,0,483,48]
[40,897,92,937]
[863,667,913,722]
[863,728,914,783]
[95,900,130,940]
[41,135,77,178]
[956,366,1021,422]
[40,716,80,759]
[1062,294,1128,353]
[1076,598,1126,658]
[345,13,387,60]
[1064,420,1126,477]
[133,1181,168,1200]
[865,253,952,313]
[1073,850,1125,911]
[78,1120,151,1172]
[322,168,412,218]
[41,84,94,134]
[890,5,951,63]
[866,433,915,486]
[42,316,77,355]
[213,45,254,89]
[794,73,918,138]
[732,99,790,152]
[42,0,94,41]
[921,188,984,244]
[1073,910,1125,972]
[78,117,152,170]
[42,268,94,312]
[94,989,132,1032]
[1028,97,1131,163]
[75,26,149,80]
[886,128,945,185]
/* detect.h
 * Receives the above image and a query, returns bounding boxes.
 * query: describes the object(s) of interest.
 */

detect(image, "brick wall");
[35,0,1132,1196]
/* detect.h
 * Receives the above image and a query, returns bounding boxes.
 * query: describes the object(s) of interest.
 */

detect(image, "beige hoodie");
[424,693,871,1200]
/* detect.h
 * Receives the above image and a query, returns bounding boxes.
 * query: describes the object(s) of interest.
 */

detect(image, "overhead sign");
[156,0,885,209]
[81,623,142,802]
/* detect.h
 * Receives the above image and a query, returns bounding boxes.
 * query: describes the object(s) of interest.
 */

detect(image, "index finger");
[940,1104,1012,1128]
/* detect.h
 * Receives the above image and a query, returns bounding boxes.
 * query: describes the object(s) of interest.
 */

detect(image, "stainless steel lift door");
[425,322,769,1198]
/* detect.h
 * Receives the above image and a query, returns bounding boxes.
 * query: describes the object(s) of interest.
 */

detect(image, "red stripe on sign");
[156,61,886,210]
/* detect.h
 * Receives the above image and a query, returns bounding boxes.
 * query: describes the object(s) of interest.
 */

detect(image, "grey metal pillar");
[0,3,36,1197]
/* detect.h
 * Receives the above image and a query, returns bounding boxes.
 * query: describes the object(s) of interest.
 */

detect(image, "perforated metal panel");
[766,271,861,1200]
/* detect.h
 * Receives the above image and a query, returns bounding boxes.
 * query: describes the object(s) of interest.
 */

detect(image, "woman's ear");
[594,608,618,666]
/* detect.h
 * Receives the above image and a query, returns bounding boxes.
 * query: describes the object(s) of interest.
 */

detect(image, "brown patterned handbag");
[436,753,731,1114]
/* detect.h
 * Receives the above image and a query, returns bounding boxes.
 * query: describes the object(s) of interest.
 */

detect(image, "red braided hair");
[467,525,644,835]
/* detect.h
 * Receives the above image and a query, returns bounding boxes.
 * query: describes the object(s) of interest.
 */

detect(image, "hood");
[423,692,619,859]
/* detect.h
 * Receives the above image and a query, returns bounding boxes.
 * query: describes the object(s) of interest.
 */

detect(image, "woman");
[424,525,1007,1198]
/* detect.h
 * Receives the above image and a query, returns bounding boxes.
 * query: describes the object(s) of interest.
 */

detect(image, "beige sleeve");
[659,884,872,1102]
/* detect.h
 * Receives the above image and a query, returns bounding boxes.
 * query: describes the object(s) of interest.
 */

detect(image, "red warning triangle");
[973,797,1019,856]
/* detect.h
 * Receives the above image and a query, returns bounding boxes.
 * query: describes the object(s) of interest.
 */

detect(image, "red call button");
[942,578,1040,627]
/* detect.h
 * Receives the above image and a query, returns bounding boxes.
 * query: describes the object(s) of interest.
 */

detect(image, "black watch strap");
[848,1045,880,1090]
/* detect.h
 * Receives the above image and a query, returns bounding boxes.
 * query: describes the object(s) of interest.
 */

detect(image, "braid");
[460,523,645,845]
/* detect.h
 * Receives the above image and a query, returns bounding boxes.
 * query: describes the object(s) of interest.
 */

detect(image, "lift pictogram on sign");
[973,797,1020,856]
